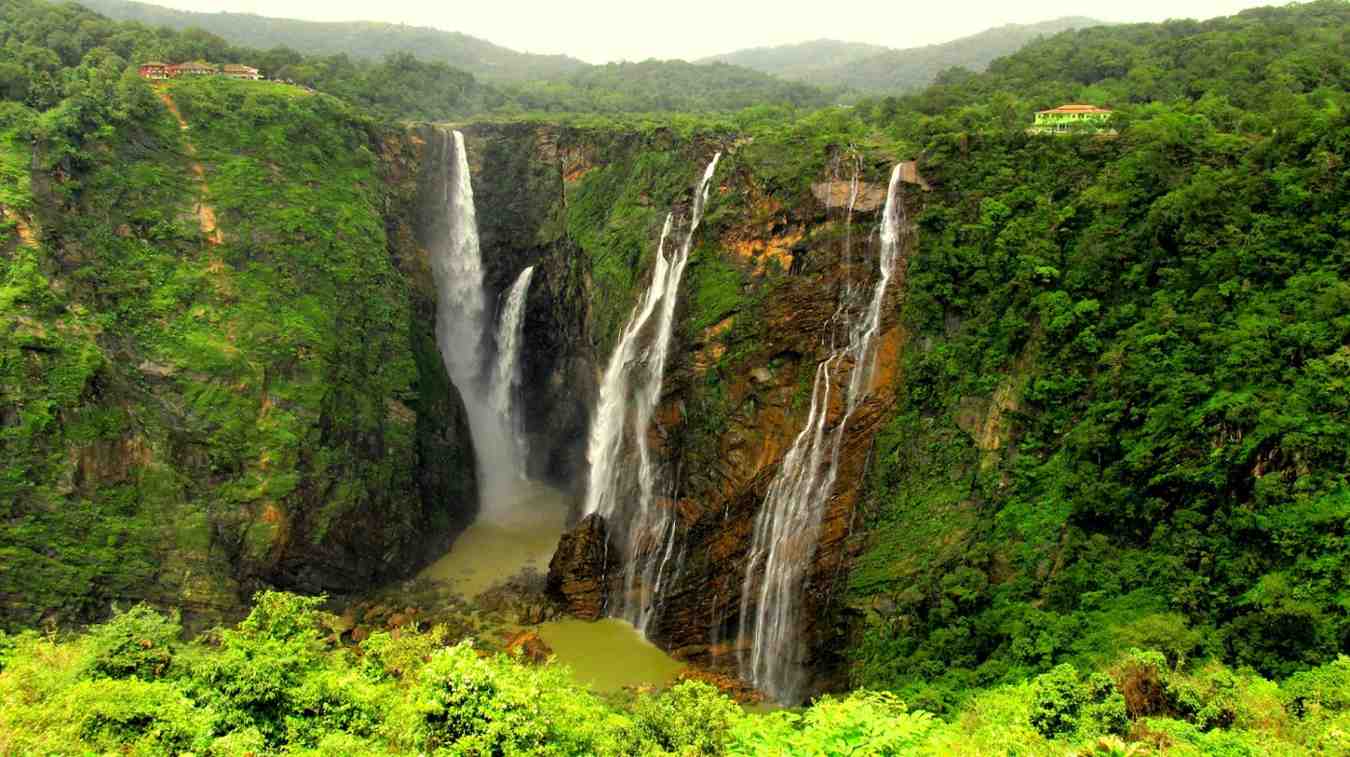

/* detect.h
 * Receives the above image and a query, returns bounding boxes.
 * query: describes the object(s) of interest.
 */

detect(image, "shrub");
[398,641,645,755]
[631,679,743,755]
[1030,664,1088,738]
[359,624,449,681]
[64,678,213,753]
[184,591,332,745]
[728,691,935,756]
[1080,672,1130,738]
[284,668,389,747]
[1282,655,1350,718]
[1169,663,1240,730]
[1031,664,1128,740]
[0,629,19,671]
[1110,650,1169,719]
[82,603,181,680]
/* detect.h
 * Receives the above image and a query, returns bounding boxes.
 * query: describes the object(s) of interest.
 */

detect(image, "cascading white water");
[490,265,536,461]
[583,154,721,521]
[432,130,487,391]
[429,129,530,515]
[738,164,907,702]
[580,154,721,627]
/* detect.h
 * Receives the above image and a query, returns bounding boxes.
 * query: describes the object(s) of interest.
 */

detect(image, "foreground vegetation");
[0,593,1346,754]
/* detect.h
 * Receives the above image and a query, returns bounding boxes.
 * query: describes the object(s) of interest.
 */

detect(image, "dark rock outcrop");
[546,514,617,620]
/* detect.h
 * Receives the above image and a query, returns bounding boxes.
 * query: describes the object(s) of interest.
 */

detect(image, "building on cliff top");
[138,61,264,80]
[170,61,217,77]
[138,61,169,80]
[222,64,262,80]
[1029,104,1115,135]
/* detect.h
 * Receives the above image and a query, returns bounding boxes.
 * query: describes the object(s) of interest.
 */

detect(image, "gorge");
[3,0,1348,751]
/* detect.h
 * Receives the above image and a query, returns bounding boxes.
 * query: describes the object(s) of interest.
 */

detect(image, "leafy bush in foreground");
[0,594,1347,754]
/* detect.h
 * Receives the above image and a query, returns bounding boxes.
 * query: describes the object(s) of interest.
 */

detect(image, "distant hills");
[78,0,1102,99]
[77,0,590,82]
[702,17,1106,93]
[694,39,890,84]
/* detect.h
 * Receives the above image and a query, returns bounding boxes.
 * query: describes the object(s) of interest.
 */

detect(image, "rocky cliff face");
[446,122,925,696]
[636,157,922,696]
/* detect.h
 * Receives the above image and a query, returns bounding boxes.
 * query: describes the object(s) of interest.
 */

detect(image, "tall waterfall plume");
[738,164,907,702]
[490,266,536,462]
[429,129,531,515]
[581,154,721,627]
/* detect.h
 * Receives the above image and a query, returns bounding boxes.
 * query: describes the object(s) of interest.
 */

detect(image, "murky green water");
[416,481,684,692]
[418,481,569,598]
[537,617,686,692]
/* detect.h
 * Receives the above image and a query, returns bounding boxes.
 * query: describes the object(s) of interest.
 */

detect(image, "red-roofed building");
[138,61,169,80]
[168,61,217,77]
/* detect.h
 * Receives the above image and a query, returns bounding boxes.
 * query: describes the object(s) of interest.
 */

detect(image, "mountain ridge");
[703,17,1107,92]
[76,0,590,82]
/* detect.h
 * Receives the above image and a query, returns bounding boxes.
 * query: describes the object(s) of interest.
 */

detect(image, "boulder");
[676,668,765,704]
[504,630,553,664]
[546,513,616,620]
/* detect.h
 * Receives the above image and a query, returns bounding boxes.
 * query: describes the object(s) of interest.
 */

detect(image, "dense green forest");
[77,0,591,83]
[833,0,1350,716]
[0,0,502,118]
[1,0,1348,752]
[704,17,1103,94]
[0,0,833,119]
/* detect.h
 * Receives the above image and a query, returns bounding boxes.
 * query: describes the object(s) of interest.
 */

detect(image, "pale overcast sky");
[147,0,1276,63]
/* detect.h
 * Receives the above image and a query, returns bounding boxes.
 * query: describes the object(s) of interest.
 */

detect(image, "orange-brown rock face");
[505,629,554,664]
[620,167,919,698]
[546,513,617,620]
[496,131,929,698]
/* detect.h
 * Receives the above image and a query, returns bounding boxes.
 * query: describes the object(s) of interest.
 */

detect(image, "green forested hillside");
[76,0,591,82]
[0,0,833,119]
[0,0,504,118]
[835,0,1350,713]
[503,60,836,113]
[703,17,1104,93]
[0,2,479,625]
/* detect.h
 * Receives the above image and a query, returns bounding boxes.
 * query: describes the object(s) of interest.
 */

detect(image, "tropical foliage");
[1,596,1346,754]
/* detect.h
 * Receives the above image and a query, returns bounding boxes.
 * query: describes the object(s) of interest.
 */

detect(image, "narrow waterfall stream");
[738,164,907,702]
[581,154,721,628]
[491,265,535,462]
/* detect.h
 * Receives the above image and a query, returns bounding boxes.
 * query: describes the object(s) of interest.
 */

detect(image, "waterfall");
[490,265,535,461]
[432,130,487,393]
[580,154,721,627]
[738,164,907,702]
[429,129,530,515]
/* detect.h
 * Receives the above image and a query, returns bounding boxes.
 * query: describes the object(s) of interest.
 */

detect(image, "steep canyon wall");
[0,82,479,627]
